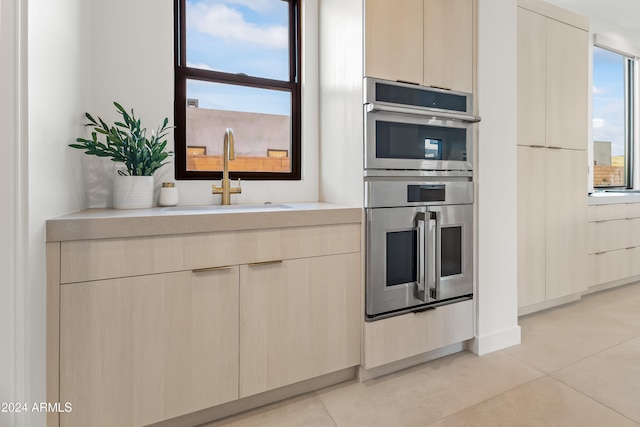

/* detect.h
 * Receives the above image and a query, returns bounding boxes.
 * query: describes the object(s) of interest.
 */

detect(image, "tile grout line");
[547,375,640,426]
[312,390,340,427]
[423,374,547,426]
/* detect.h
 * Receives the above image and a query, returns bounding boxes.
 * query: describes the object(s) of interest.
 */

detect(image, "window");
[592,45,634,188]
[174,0,301,180]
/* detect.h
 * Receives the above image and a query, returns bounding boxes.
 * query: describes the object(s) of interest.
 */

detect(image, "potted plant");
[70,102,173,209]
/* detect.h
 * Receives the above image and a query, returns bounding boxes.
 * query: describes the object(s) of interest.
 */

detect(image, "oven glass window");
[386,230,417,286]
[441,226,462,277]
[376,122,467,161]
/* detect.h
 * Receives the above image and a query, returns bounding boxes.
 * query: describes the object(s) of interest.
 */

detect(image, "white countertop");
[46,202,363,242]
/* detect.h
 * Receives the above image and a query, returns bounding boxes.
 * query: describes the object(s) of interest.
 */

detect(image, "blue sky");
[592,46,626,157]
[185,0,291,116]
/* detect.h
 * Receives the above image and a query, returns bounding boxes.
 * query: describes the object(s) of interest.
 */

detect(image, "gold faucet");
[212,128,242,205]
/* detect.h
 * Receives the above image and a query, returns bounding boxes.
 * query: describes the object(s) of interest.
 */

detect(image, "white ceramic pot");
[112,175,154,209]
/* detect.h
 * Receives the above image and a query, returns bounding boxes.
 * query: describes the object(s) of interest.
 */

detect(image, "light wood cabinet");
[516,1,589,312]
[60,268,240,427]
[364,0,474,93]
[49,221,362,427]
[362,300,474,369]
[587,204,640,288]
[517,146,546,307]
[545,149,588,299]
[517,1,588,150]
[423,0,474,93]
[545,19,589,150]
[517,7,545,148]
[239,253,361,397]
[517,146,588,308]
[364,0,423,85]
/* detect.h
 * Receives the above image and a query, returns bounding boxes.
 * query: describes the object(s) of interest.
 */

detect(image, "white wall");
[26,0,91,425]
[318,0,364,207]
[85,0,319,207]
[0,1,25,425]
[471,0,521,355]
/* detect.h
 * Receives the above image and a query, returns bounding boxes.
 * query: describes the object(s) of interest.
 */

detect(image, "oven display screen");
[425,138,441,159]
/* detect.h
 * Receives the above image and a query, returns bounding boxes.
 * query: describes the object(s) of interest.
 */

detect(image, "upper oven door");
[365,108,474,171]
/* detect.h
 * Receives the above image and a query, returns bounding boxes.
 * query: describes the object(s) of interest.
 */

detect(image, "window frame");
[173,0,302,181]
[592,42,636,190]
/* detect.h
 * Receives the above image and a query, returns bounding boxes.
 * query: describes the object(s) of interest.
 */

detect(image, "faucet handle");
[230,178,242,195]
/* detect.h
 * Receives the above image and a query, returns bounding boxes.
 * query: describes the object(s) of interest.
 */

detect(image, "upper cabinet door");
[423,0,474,93]
[364,0,424,85]
[546,19,589,150]
[517,7,546,147]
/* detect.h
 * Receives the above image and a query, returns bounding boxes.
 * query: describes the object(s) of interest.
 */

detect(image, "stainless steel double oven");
[364,78,480,321]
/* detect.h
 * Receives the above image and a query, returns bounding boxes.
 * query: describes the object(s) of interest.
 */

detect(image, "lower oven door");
[365,204,473,320]
[366,206,428,319]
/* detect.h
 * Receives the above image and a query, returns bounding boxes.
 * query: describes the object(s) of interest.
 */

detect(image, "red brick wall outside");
[594,165,624,186]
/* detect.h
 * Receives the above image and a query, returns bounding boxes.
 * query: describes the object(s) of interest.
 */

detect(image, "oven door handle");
[365,102,481,123]
[415,212,427,303]
[433,211,442,300]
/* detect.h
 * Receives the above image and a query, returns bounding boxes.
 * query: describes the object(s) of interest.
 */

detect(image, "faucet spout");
[213,128,242,205]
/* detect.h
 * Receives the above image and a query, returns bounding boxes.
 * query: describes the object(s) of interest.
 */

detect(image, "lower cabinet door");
[59,268,239,427]
[239,253,361,398]
[545,149,588,300]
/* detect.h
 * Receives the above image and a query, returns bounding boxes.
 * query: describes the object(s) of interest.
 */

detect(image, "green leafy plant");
[70,102,173,176]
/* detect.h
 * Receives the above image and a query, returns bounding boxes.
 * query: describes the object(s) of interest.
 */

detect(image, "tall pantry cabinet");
[517,0,589,312]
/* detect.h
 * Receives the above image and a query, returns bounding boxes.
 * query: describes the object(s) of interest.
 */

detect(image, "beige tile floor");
[205,282,640,426]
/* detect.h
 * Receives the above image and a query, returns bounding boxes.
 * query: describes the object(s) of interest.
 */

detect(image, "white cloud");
[187,1,287,50]
[593,117,605,129]
[187,61,216,71]
[593,85,606,95]
[226,0,277,13]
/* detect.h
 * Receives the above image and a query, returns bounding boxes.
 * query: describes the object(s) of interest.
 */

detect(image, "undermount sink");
[162,203,294,214]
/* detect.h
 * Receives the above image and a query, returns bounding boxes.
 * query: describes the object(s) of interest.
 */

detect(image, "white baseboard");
[469,325,521,356]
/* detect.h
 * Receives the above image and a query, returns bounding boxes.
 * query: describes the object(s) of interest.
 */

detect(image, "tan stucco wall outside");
[186,108,290,157]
